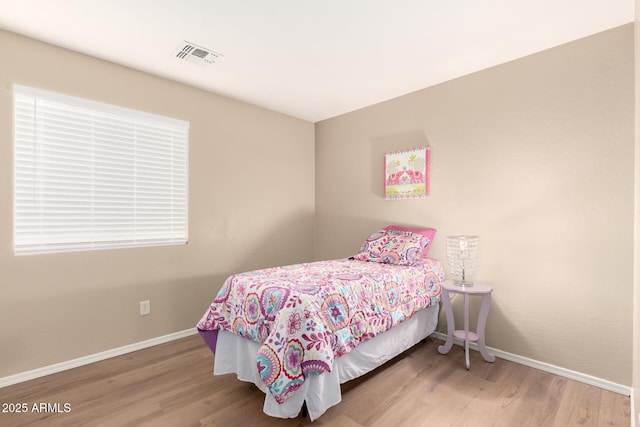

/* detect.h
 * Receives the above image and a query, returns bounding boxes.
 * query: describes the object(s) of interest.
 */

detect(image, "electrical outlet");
[139,300,151,316]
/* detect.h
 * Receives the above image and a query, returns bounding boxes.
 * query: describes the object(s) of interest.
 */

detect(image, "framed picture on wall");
[384,146,430,200]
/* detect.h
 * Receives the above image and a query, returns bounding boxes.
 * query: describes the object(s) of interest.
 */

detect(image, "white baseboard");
[0,328,198,389]
[1,328,631,400]
[430,332,632,396]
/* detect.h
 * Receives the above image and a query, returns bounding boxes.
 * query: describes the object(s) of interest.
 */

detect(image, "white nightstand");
[437,279,495,369]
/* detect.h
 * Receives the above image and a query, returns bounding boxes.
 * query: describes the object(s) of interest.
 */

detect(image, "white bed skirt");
[213,304,439,421]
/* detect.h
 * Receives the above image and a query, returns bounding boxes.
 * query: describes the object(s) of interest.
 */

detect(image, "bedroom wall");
[0,29,315,377]
[634,3,639,424]
[315,24,634,386]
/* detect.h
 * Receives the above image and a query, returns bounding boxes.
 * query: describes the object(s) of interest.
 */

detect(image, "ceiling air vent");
[173,41,222,66]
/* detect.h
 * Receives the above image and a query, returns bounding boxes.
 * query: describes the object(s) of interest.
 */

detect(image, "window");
[13,85,189,255]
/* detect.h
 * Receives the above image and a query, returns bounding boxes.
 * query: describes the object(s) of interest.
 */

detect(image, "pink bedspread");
[197,258,444,404]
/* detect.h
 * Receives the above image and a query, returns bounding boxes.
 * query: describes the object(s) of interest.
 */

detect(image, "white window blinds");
[13,85,189,255]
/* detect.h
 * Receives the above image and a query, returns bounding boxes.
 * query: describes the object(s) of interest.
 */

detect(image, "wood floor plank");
[598,387,632,427]
[0,335,630,426]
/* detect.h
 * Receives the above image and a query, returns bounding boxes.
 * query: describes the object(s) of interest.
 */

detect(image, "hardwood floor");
[0,335,630,426]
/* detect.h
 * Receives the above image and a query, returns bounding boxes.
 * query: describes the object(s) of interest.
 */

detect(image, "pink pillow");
[354,227,434,265]
[384,225,437,258]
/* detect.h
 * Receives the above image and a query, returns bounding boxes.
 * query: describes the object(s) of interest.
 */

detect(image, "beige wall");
[0,30,315,377]
[316,25,634,386]
[634,2,639,424]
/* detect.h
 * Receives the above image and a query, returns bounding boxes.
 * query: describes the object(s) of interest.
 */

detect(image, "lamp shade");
[446,236,479,285]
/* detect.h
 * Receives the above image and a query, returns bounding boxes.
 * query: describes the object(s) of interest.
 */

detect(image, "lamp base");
[453,280,474,287]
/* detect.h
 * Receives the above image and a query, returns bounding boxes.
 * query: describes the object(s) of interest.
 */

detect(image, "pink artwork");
[384,146,430,200]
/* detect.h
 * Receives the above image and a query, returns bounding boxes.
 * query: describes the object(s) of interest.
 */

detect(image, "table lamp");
[446,235,479,286]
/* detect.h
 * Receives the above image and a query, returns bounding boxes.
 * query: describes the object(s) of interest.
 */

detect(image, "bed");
[197,226,445,420]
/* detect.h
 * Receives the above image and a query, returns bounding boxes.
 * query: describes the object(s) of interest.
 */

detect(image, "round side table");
[437,279,495,369]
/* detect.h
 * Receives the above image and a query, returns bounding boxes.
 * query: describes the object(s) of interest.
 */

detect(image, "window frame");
[13,85,189,255]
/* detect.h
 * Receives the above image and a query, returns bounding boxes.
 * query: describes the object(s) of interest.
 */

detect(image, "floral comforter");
[197,258,444,404]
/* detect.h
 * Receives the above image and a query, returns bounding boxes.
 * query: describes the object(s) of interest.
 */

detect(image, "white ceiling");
[0,0,634,122]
